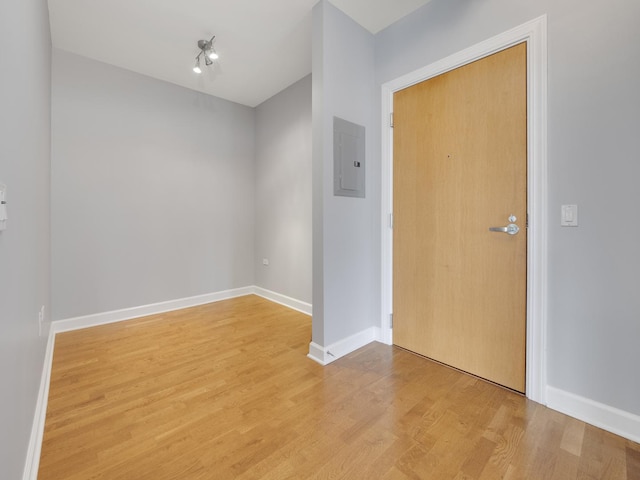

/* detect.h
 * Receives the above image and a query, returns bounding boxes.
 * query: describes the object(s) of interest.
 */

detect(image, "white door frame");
[380,16,548,404]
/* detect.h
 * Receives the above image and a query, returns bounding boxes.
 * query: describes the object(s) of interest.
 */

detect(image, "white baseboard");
[253,287,312,316]
[307,342,327,365]
[52,286,311,334]
[307,327,378,365]
[547,386,640,444]
[22,329,56,480]
[51,286,255,333]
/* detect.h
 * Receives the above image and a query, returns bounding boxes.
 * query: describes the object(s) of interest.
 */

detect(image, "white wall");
[52,50,256,320]
[374,0,640,417]
[0,0,51,477]
[254,76,312,304]
[312,1,379,347]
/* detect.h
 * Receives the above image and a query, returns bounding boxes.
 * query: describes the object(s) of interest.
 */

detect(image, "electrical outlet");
[262,258,269,266]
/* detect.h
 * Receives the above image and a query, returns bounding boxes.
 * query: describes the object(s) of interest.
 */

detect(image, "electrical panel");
[333,117,365,198]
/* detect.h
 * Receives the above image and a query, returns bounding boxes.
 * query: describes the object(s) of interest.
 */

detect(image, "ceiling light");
[193,58,202,74]
[193,35,219,74]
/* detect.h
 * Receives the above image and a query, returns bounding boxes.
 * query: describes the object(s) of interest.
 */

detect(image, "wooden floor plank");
[38,295,639,479]
[627,446,640,480]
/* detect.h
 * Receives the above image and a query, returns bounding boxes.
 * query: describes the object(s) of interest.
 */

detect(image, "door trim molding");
[380,15,548,404]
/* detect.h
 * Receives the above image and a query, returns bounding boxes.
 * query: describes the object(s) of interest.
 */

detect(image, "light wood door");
[393,43,528,392]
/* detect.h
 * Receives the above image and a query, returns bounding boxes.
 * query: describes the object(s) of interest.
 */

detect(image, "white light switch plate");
[561,204,578,227]
[0,183,7,231]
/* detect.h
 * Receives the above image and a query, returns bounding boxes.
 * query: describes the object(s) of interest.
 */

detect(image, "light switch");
[561,204,578,227]
[0,183,7,231]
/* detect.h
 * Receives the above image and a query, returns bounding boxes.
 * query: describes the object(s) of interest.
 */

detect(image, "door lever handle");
[489,223,520,235]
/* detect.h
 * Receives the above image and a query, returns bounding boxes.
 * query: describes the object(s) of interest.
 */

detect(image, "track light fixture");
[193,35,219,74]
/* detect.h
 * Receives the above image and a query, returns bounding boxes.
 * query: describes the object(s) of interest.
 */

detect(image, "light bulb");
[193,59,202,74]
[208,50,219,60]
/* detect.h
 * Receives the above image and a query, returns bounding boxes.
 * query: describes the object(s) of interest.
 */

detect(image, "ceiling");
[47,0,433,107]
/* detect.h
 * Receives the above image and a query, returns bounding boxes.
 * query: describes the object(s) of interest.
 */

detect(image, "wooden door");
[393,43,528,392]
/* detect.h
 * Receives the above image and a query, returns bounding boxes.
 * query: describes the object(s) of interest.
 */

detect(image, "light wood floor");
[39,295,640,479]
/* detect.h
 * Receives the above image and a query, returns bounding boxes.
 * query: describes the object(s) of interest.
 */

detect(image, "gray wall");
[312,1,379,346]
[254,76,312,303]
[374,0,640,415]
[0,0,51,477]
[312,3,326,344]
[52,50,256,320]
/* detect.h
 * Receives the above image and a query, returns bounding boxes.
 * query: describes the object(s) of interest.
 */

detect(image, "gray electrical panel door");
[333,117,365,198]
